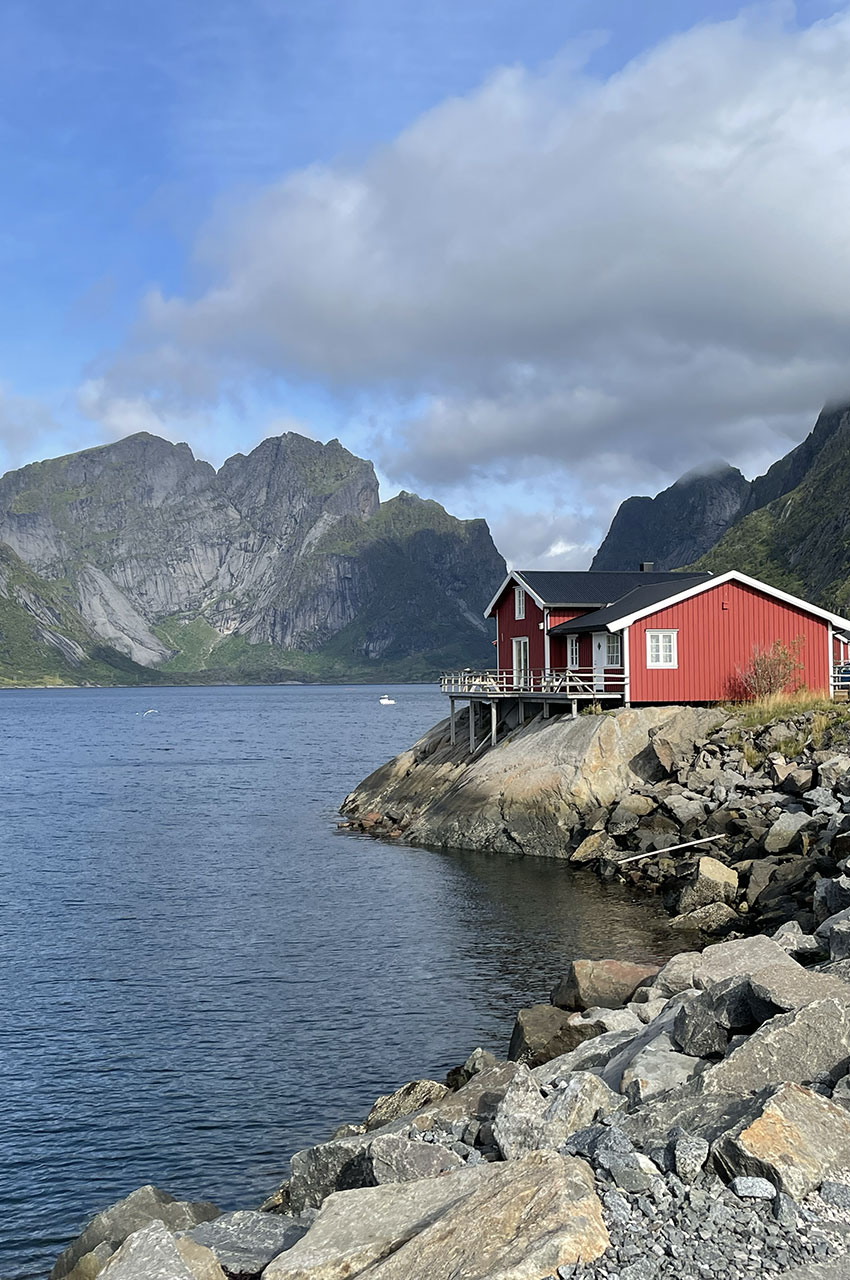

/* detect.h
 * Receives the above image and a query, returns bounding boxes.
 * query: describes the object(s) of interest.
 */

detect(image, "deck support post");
[469,699,476,754]
[571,699,578,719]
[490,699,497,748]
[518,698,525,726]
[449,697,456,745]
[543,700,549,720]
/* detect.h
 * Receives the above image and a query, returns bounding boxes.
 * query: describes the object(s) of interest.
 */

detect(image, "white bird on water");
[379,695,396,705]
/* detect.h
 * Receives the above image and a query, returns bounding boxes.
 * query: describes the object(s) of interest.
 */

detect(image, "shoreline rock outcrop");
[341,703,850,938]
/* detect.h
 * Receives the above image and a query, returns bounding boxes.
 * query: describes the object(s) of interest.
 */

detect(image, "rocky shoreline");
[41,704,850,1280]
[341,703,850,939]
[45,925,850,1280]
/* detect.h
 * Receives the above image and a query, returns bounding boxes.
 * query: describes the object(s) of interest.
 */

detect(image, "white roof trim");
[607,570,850,633]
[484,571,547,618]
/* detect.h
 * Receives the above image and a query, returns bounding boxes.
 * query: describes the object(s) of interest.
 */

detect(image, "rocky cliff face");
[0,540,159,686]
[0,432,505,681]
[592,402,850,610]
[591,464,750,572]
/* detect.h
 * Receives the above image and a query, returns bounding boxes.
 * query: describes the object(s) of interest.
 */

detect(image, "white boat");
[379,695,396,705]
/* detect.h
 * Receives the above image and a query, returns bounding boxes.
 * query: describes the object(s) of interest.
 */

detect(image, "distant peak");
[673,460,743,486]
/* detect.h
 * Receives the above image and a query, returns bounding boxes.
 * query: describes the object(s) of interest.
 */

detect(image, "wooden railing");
[833,664,850,694]
[440,667,627,697]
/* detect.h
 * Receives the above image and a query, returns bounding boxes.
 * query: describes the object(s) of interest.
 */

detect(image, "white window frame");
[646,629,678,669]
[512,636,530,688]
[606,633,622,666]
[567,635,580,668]
[514,586,525,620]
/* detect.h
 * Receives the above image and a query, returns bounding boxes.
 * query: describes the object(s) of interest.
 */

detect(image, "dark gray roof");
[549,575,713,634]
[516,569,711,608]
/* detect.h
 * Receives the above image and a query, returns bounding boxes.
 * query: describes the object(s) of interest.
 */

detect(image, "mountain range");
[593,402,850,612]
[0,432,505,686]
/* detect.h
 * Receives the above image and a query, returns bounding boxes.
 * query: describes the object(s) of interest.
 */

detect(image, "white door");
[513,637,530,689]
[592,632,607,692]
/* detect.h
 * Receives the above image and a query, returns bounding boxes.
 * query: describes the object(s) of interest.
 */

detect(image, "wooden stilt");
[518,698,525,726]
[490,699,497,748]
[450,697,456,745]
[543,701,549,720]
[571,699,578,719]
[469,700,476,753]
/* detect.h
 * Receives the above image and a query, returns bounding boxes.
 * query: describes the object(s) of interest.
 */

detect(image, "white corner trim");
[607,570,850,633]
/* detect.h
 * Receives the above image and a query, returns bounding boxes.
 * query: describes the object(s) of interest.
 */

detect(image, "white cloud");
[0,387,66,472]
[91,7,850,558]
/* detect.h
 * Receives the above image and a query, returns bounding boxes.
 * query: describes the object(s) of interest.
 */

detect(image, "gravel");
[554,1167,850,1280]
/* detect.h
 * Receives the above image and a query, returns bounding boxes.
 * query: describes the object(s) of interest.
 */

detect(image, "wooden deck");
[440,668,628,752]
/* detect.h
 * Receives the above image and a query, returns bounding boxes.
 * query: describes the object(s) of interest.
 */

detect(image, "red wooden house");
[441,567,850,749]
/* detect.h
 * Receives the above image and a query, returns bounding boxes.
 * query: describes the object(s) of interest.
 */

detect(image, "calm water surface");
[1,685,685,1278]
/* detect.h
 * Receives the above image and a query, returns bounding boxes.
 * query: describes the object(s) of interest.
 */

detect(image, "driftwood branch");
[615,834,723,866]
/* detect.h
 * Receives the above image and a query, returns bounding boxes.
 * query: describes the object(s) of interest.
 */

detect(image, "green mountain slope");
[592,402,850,613]
[697,405,850,610]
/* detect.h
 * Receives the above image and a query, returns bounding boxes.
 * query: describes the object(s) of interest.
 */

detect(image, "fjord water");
[2,685,682,1279]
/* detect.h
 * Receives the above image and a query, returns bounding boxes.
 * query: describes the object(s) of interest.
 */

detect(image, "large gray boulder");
[618,1036,706,1103]
[264,1151,609,1280]
[672,997,728,1058]
[648,951,704,997]
[694,935,801,988]
[288,1137,373,1214]
[813,875,850,925]
[649,709,726,773]
[621,1082,757,1151]
[364,1081,449,1131]
[507,1004,583,1066]
[491,1067,547,1161]
[50,1187,221,1280]
[551,960,660,1011]
[675,856,738,914]
[531,1029,642,1090]
[702,998,850,1094]
[184,1211,306,1278]
[288,1063,523,1212]
[363,1135,466,1186]
[95,1222,224,1280]
[668,902,738,935]
[598,995,699,1094]
[763,811,816,853]
[492,1066,620,1161]
[713,1082,850,1199]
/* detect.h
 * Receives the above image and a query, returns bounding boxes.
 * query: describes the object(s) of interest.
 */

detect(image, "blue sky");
[2,0,849,565]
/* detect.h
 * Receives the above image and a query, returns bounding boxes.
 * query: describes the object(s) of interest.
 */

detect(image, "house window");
[567,635,580,668]
[514,586,525,620]
[647,630,678,668]
[606,633,622,666]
